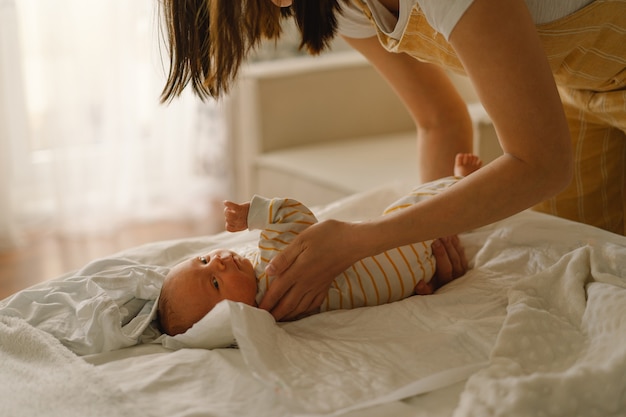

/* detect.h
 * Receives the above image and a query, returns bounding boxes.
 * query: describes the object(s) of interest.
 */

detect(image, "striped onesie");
[248,178,458,311]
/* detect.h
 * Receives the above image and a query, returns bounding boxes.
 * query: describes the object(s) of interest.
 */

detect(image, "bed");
[1,182,625,417]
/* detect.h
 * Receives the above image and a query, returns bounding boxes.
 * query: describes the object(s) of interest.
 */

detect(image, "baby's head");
[158,249,257,336]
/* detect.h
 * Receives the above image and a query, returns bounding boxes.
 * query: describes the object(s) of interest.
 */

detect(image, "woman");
[159,0,625,320]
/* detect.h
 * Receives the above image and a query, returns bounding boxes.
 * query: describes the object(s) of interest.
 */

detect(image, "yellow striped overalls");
[354,0,626,235]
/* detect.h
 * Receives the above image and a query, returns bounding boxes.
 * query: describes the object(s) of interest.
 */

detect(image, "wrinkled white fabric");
[0,315,149,417]
[454,244,626,417]
[0,231,258,355]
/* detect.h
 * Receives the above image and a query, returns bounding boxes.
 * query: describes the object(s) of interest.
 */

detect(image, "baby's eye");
[198,256,208,264]
[211,278,219,290]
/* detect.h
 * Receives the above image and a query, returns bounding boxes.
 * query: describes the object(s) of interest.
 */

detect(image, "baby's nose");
[216,250,232,258]
[211,254,228,270]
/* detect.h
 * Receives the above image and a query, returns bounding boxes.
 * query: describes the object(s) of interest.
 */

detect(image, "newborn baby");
[157,195,435,336]
[158,154,483,336]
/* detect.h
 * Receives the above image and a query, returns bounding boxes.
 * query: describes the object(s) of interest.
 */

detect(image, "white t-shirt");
[337,0,595,40]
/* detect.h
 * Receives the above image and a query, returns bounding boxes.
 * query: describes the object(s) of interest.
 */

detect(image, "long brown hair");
[159,0,346,102]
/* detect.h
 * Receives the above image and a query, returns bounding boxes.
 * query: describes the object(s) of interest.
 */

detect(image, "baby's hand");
[224,201,250,232]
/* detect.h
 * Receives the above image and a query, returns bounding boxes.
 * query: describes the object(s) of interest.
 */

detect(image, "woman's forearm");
[417,120,473,183]
[352,151,572,259]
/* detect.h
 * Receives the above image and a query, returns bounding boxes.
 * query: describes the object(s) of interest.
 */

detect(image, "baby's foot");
[454,153,483,177]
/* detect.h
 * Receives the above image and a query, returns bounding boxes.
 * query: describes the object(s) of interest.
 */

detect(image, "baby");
[158,153,482,336]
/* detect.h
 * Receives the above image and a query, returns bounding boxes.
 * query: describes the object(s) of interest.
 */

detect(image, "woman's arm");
[260,0,572,321]
[342,35,474,182]
[450,0,573,192]
[348,0,573,249]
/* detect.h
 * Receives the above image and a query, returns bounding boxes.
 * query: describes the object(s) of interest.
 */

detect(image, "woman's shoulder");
[336,0,475,41]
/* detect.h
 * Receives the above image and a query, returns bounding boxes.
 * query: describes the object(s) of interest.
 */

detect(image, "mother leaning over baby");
[157,0,626,321]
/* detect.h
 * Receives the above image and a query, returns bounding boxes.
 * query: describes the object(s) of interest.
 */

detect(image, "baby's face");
[164,249,257,328]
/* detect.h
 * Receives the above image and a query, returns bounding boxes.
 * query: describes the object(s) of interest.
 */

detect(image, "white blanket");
[1,184,625,416]
[0,315,148,417]
[455,243,626,417]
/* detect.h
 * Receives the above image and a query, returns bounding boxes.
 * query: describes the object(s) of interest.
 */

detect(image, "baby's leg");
[454,153,483,177]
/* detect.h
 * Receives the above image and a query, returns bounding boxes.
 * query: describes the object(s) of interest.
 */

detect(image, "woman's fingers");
[446,234,468,277]
[269,287,322,321]
[259,220,353,321]
[414,278,434,295]
[258,244,300,318]
[431,235,468,286]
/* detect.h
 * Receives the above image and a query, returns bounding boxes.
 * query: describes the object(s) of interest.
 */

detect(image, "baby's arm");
[224,201,250,232]
[224,196,316,233]
[247,196,317,232]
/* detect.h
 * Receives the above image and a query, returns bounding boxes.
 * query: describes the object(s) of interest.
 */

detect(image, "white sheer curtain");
[0,0,229,249]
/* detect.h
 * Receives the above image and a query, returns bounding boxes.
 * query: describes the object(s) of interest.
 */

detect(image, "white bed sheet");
[1,184,625,417]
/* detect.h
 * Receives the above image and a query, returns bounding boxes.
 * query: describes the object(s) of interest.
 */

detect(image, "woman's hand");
[223,201,250,232]
[259,219,469,320]
[258,219,358,321]
[414,235,468,295]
